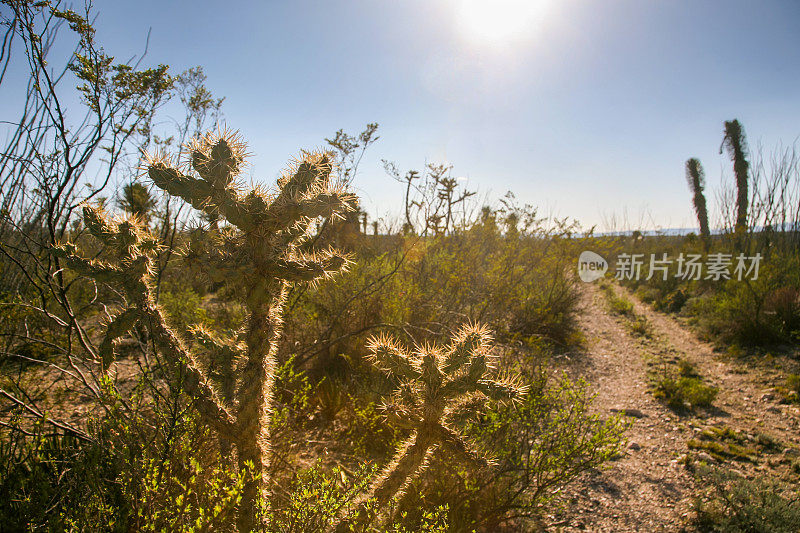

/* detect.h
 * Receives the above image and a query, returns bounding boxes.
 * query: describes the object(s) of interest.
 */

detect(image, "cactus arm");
[191,325,242,363]
[440,372,477,398]
[274,156,332,202]
[370,431,435,506]
[143,307,237,438]
[365,334,420,381]
[265,191,356,233]
[181,230,241,284]
[433,423,491,468]
[441,324,492,374]
[418,352,444,390]
[266,253,348,283]
[98,307,139,371]
[475,377,528,402]
[50,246,122,284]
[380,395,422,430]
[148,163,251,230]
[190,325,241,403]
[81,204,118,245]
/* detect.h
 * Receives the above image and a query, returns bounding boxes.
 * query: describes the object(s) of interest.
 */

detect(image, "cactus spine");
[56,130,355,531]
[343,324,526,525]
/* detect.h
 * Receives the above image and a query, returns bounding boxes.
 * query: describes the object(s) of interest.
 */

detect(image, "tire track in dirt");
[618,283,800,461]
[550,283,695,532]
[550,281,800,532]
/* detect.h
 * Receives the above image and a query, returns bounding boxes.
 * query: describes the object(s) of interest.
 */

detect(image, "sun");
[455,0,550,49]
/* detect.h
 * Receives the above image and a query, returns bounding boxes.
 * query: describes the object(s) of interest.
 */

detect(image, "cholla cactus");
[348,324,526,523]
[147,129,355,531]
[51,206,237,440]
[55,129,355,531]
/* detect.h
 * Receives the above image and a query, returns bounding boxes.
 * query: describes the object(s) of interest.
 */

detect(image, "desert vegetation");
[1,2,799,532]
[0,3,628,531]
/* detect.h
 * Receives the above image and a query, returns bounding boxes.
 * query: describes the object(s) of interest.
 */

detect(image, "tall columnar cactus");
[721,119,750,239]
[685,158,710,246]
[146,130,355,531]
[55,129,355,531]
[345,324,526,524]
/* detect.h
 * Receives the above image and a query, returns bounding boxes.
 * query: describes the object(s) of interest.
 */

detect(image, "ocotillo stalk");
[339,324,526,527]
[685,158,710,247]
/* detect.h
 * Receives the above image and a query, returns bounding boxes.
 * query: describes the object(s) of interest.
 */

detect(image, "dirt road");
[548,282,800,532]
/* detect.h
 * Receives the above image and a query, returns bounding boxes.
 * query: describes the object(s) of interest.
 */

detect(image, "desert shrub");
[785,374,800,403]
[688,426,758,462]
[282,213,583,379]
[609,235,800,347]
[160,284,212,331]
[268,463,374,532]
[654,376,718,411]
[599,283,634,317]
[395,373,628,531]
[662,288,688,313]
[764,286,800,339]
[693,464,800,532]
[677,358,697,377]
[0,424,122,530]
[628,315,652,337]
[267,462,450,533]
[0,404,247,532]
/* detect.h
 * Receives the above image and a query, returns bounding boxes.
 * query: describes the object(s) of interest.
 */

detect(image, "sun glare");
[455,0,550,49]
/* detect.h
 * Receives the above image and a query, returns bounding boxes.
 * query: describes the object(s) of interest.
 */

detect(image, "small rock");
[629,442,642,451]
[760,393,775,402]
[696,452,716,463]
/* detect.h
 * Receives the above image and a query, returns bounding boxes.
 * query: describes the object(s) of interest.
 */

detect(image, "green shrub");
[628,316,652,337]
[694,465,800,532]
[266,462,450,533]
[785,374,800,404]
[654,376,718,411]
[600,283,635,317]
[159,284,212,331]
[282,215,584,378]
[677,358,698,377]
[395,373,628,531]
[0,407,247,532]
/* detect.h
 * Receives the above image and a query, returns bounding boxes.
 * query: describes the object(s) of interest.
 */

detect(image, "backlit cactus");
[345,324,527,525]
[51,206,237,441]
[56,129,355,531]
[147,129,355,531]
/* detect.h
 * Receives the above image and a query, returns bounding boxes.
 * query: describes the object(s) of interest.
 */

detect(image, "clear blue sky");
[25,1,800,229]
